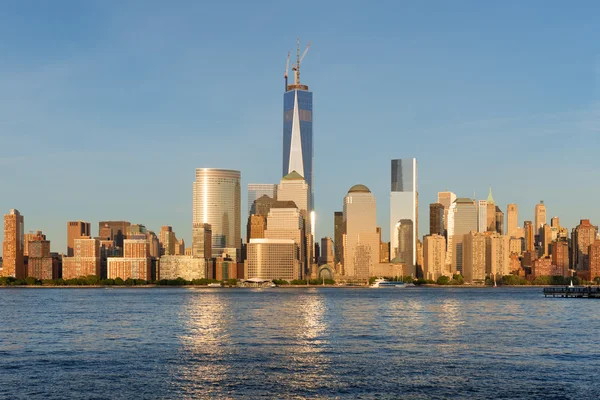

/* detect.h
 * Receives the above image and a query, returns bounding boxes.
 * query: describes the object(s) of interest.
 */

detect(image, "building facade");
[486,233,510,278]
[98,221,130,248]
[27,231,56,280]
[535,201,547,237]
[67,221,91,257]
[463,231,487,284]
[62,237,101,279]
[159,256,207,281]
[245,239,301,280]
[390,158,418,267]
[573,219,597,271]
[429,203,444,236]
[446,198,478,274]
[2,209,25,279]
[423,234,447,280]
[248,184,278,217]
[506,204,518,238]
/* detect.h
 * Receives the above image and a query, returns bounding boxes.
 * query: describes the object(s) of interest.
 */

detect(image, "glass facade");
[283,89,313,210]
[247,184,277,217]
[389,159,417,268]
[391,159,415,192]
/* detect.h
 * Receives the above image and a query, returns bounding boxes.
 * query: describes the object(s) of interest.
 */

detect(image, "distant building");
[506,204,518,238]
[423,234,446,281]
[192,223,212,259]
[146,231,160,258]
[334,211,344,267]
[344,185,380,280]
[67,221,91,257]
[524,221,535,253]
[107,239,151,281]
[463,231,487,284]
[23,231,37,257]
[62,237,101,279]
[542,224,553,257]
[98,221,130,248]
[447,198,477,274]
[245,239,301,280]
[486,188,497,232]
[27,231,56,280]
[495,206,504,235]
[319,237,334,265]
[247,215,266,242]
[437,191,456,233]
[535,201,547,237]
[252,195,277,218]
[247,184,278,217]
[531,257,559,278]
[159,256,207,281]
[193,168,241,259]
[588,241,600,281]
[390,159,417,269]
[477,200,487,233]
[127,224,147,237]
[509,237,524,255]
[159,226,177,256]
[573,219,597,271]
[2,209,25,279]
[429,203,444,236]
[264,202,305,275]
[486,233,510,278]
[551,240,570,276]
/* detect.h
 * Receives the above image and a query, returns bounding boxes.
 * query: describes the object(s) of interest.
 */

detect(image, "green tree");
[436,276,450,285]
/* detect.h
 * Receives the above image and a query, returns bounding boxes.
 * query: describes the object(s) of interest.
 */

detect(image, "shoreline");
[0,284,570,289]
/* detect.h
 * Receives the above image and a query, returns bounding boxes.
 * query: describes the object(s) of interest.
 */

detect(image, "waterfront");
[1,287,599,399]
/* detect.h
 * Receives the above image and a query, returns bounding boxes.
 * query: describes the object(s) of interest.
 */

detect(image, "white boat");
[207,283,222,288]
[371,278,407,288]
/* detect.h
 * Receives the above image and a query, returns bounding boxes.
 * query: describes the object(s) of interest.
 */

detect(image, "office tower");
[552,240,570,276]
[477,200,487,233]
[524,221,535,252]
[541,224,553,256]
[390,159,418,268]
[429,203,444,236]
[27,231,55,280]
[551,216,560,228]
[334,211,344,266]
[486,233,510,278]
[423,234,446,280]
[247,215,266,241]
[98,221,131,248]
[245,239,301,280]
[252,195,277,218]
[509,237,524,255]
[264,202,305,276]
[380,241,390,263]
[2,209,25,279]
[343,185,379,279]
[319,237,334,265]
[446,198,477,274]
[507,204,518,238]
[23,231,37,257]
[67,221,91,257]
[62,237,101,279]
[98,224,112,240]
[193,168,241,259]
[277,172,309,222]
[248,184,278,217]
[159,226,177,256]
[495,206,504,235]
[588,241,600,280]
[127,224,147,237]
[107,239,151,280]
[146,231,160,258]
[573,219,598,271]
[463,231,487,283]
[192,223,212,259]
[437,191,456,234]
[535,201,547,236]
[177,239,185,255]
[159,256,207,281]
[486,188,496,232]
[283,39,314,211]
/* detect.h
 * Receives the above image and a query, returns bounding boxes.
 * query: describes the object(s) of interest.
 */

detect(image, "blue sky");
[1,1,599,254]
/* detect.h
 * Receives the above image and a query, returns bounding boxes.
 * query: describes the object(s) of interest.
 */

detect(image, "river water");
[0,286,598,399]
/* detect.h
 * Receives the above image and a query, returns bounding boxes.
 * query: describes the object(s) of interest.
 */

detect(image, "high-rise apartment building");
[334,211,344,267]
[23,231,38,257]
[390,158,418,268]
[477,200,487,233]
[283,41,314,211]
[2,209,25,279]
[159,226,177,256]
[248,184,278,217]
[62,237,101,279]
[535,201,547,236]
[98,221,131,248]
[446,198,477,274]
[463,231,487,284]
[551,240,570,276]
[588,241,600,280]
[67,221,90,257]
[573,219,597,271]
[486,233,510,278]
[423,234,447,280]
[107,239,151,280]
[429,203,444,236]
[524,221,535,252]
[192,223,212,259]
[27,231,55,280]
[344,185,380,279]
[146,231,160,258]
[506,204,518,238]
[319,237,334,265]
[193,168,241,259]
[509,237,524,255]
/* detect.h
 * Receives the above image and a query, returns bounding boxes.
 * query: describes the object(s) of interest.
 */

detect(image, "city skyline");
[1,2,600,254]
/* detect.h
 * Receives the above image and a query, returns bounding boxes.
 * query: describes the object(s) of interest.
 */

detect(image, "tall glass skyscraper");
[283,76,313,210]
[390,159,418,272]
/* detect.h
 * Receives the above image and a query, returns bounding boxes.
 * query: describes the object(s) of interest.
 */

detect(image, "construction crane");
[284,51,290,90]
[292,38,311,86]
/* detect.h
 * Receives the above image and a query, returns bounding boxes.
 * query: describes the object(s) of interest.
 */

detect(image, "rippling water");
[1,287,599,399]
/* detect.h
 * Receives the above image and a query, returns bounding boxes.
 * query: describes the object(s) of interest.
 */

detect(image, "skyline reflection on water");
[1,287,599,399]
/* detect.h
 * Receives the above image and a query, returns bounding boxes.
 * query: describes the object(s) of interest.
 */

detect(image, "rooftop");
[348,184,371,193]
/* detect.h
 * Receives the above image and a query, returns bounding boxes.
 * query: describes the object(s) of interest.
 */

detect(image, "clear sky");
[1,1,599,255]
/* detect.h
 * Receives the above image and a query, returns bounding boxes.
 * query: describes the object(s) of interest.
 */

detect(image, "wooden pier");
[543,287,600,298]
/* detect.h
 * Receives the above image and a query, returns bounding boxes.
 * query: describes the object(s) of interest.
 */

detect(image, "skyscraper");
[62,237,101,279]
[423,234,447,280]
[319,237,334,265]
[477,200,487,233]
[390,158,417,268]
[192,168,241,259]
[344,185,379,279]
[446,198,477,273]
[507,204,518,238]
[524,221,535,252]
[437,191,456,233]
[535,201,547,236]
[495,206,504,235]
[429,203,444,236]
[283,39,314,210]
[27,231,55,280]
[247,184,278,217]
[463,231,487,283]
[573,219,597,271]
[486,188,496,232]
[67,221,91,257]
[192,223,212,259]
[334,211,344,267]
[2,209,25,279]
[98,221,130,248]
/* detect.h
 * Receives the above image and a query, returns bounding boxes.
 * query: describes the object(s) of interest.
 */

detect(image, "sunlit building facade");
[245,239,301,280]
[2,209,25,279]
[507,204,518,238]
[62,237,101,279]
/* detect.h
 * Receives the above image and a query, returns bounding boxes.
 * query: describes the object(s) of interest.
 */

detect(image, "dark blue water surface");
[0,286,599,399]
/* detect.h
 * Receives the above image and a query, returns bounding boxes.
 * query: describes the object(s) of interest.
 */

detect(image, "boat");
[371,278,407,288]
[569,279,574,288]
[207,283,222,288]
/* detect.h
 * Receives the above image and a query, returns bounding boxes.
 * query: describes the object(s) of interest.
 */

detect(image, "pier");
[543,287,600,298]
